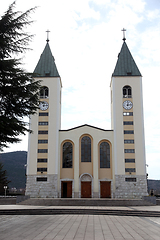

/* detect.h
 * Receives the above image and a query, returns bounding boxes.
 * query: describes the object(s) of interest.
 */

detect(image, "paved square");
[0,214,160,240]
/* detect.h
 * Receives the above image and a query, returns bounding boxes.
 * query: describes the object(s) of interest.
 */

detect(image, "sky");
[1,0,160,180]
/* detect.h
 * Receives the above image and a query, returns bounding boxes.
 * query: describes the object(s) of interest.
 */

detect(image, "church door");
[61,181,72,198]
[81,182,91,198]
[100,181,111,198]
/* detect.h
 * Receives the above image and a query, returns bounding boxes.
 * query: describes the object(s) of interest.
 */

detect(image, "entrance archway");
[81,181,91,198]
[80,173,92,198]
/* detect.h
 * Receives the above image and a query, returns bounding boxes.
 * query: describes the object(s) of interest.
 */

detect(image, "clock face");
[39,101,49,111]
[123,100,133,110]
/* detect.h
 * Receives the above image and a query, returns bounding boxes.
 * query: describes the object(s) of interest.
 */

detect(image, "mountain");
[147,179,160,195]
[0,151,27,189]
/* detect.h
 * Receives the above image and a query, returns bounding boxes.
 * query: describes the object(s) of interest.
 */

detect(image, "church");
[25,33,148,199]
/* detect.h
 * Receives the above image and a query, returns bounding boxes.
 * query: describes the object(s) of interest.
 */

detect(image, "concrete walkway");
[0,205,160,240]
[0,205,160,211]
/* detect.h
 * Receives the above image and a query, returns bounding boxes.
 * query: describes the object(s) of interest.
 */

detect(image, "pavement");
[0,205,160,240]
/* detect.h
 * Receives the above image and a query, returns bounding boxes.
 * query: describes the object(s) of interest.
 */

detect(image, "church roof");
[112,41,141,77]
[60,124,113,132]
[33,41,60,77]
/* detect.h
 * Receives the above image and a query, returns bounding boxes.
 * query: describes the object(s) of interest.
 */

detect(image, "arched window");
[81,136,91,162]
[40,86,49,98]
[63,142,72,168]
[123,85,132,98]
[100,142,110,168]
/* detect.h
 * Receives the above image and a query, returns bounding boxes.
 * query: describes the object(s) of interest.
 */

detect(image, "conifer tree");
[0,162,10,195]
[0,1,40,150]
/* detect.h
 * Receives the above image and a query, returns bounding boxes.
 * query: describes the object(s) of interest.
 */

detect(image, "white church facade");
[25,36,148,199]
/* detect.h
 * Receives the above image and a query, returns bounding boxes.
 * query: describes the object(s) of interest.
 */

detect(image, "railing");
[123,95,132,98]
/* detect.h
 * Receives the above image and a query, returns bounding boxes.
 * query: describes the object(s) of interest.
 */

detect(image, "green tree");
[0,1,40,151]
[0,162,10,195]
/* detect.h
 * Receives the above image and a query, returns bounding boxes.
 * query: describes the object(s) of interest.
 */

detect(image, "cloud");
[146,153,160,179]
[146,9,160,21]
[117,0,146,13]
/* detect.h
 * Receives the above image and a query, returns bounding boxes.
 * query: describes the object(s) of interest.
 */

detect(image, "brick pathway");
[0,214,160,240]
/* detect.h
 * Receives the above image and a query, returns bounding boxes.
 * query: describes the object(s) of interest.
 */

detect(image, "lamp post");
[4,186,7,197]
[146,164,149,194]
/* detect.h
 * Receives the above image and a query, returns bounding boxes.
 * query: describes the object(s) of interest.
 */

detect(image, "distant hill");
[0,151,27,189]
[0,151,160,193]
[147,179,160,194]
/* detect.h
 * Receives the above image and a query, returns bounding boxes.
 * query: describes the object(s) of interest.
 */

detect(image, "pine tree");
[0,162,10,195]
[0,1,40,150]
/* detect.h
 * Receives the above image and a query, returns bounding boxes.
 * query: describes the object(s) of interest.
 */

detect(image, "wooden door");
[100,181,111,198]
[61,181,72,198]
[81,181,91,198]
[67,181,72,198]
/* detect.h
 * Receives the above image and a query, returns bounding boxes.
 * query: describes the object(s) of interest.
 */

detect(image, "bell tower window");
[40,86,49,98]
[123,85,132,98]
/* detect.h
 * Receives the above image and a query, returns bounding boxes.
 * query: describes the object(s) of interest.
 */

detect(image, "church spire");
[33,40,60,77]
[112,39,141,77]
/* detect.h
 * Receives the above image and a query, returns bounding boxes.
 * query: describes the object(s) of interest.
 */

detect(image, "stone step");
[0,208,160,217]
[19,198,154,206]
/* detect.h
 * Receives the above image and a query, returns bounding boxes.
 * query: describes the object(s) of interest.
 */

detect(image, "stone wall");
[25,174,58,198]
[26,174,148,199]
[115,175,148,199]
[0,196,16,205]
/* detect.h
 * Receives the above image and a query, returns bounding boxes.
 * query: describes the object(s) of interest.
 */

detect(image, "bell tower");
[26,37,62,197]
[111,33,147,198]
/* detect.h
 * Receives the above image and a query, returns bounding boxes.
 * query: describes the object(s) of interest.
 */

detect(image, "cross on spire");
[121,28,126,41]
[46,30,50,42]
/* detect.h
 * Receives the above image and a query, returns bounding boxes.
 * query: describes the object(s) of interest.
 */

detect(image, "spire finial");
[46,30,50,42]
[121,28,126,41]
